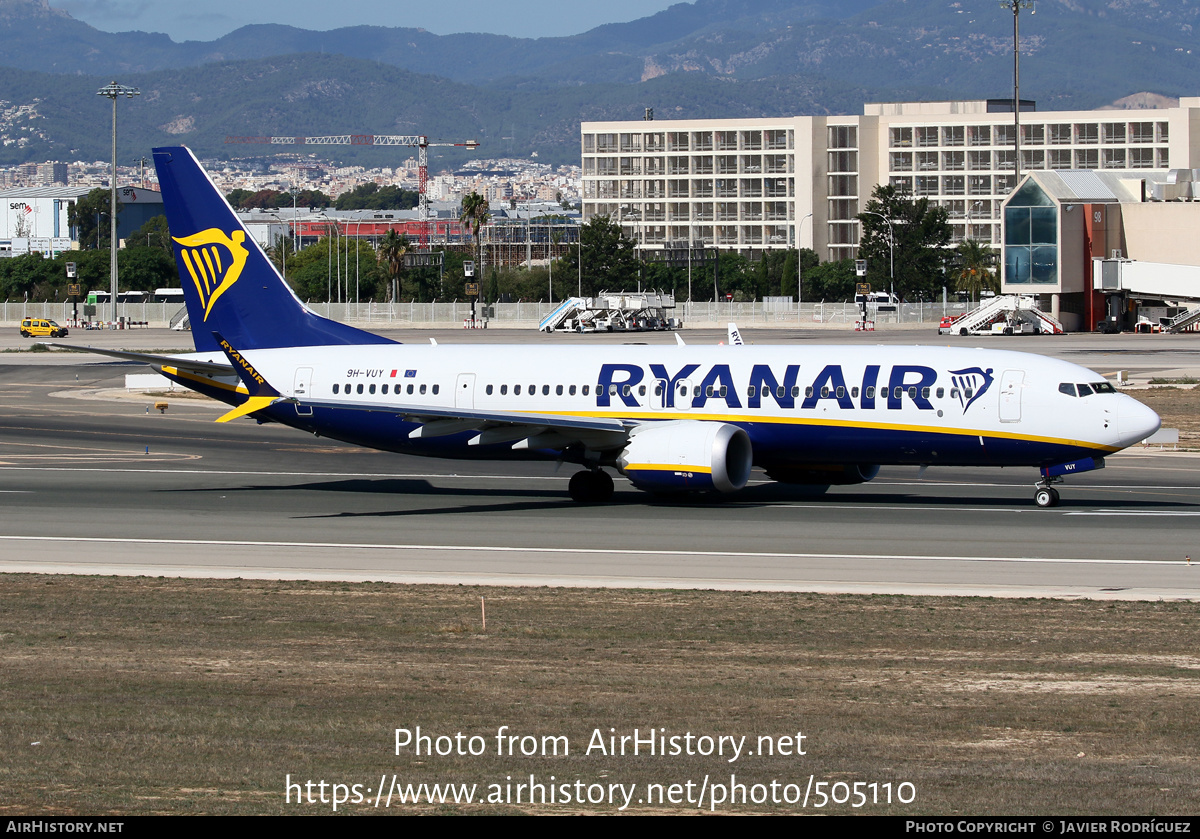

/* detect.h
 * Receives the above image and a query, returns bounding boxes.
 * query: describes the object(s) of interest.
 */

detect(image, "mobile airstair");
[539,290,677,332]
[950,295,1063,336]
[169,305,190,331]
[1164,306,1200,333]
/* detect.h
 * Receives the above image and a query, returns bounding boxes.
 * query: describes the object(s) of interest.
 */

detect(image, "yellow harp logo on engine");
[172,228,250,322]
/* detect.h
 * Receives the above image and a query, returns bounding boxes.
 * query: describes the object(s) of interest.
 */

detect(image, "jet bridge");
[1093,258,1200,333]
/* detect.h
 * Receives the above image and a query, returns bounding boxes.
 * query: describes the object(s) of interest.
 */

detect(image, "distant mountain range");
[0,0,1195,167]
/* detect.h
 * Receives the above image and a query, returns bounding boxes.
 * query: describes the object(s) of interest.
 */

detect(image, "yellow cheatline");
[625,463,712,474]
[216,396,277,424]
[161,366,248,395]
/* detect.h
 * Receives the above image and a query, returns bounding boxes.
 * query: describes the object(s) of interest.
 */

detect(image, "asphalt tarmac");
[1,327,1198,600]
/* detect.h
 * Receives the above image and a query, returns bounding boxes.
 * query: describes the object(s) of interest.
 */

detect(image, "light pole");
[1002,0,1036,183]
[796,212,812,302]
[97,81,139,327]
[860,210,895,298]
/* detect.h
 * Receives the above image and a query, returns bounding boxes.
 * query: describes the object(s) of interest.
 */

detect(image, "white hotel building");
[580,98,1200,265]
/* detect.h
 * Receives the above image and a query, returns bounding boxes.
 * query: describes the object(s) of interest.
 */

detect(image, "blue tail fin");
[153,146,396,352]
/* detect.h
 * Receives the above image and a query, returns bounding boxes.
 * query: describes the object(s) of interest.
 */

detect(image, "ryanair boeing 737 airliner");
[56,146,1160,507]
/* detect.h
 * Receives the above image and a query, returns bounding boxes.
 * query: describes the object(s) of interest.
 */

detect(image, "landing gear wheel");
[959,327,968,336]
[1035,486,1060,508]
[569,469,614,503]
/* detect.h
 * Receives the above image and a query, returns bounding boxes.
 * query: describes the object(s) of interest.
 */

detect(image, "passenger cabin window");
[432,384,439,395]
[866,386,875,399]
[419,384,427,395]
[486,384,494,395]
[543,385,550,395]
[407,384,414,394]
[583,385,590,396]
[515,385,522,395]
[357,384,364,394]
[556,385,563,396]
[501,385,508,395]
[369,384,376,394]
[570,385,577,396]
[333,384,340,394]
[382,384,389,394]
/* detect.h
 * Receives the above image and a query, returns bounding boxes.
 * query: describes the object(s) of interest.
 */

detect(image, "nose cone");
[1116,394,1161,448]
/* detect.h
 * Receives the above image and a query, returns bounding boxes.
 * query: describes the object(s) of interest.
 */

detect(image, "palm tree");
[459,191,490,273]
[377,229,409,301]
[953,238,998,302]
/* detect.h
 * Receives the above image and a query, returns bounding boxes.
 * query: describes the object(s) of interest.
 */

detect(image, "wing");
[299,395,634,451]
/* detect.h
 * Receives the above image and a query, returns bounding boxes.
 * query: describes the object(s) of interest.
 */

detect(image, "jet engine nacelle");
[617,420,753,494]
[765,464,881,485]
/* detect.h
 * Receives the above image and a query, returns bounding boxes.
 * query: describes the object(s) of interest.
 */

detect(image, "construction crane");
[224,134,480,242]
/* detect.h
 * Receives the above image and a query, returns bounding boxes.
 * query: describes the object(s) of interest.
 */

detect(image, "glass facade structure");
[1004,180,1057,285]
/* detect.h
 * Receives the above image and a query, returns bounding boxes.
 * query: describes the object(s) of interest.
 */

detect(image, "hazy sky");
[49,0,680,42]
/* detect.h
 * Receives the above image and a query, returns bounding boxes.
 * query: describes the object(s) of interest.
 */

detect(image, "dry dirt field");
[1,575,1197,815]
[1128,385,1200,447]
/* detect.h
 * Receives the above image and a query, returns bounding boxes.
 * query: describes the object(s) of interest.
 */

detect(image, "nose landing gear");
[1034,483,1060,508]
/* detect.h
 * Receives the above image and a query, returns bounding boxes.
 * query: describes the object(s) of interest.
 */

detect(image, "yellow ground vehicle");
[19,318,68,338]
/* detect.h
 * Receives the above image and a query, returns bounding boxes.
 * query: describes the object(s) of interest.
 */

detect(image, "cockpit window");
[1092,381,1115,394]
[1077,383,1094,397]
[1058,383,1077,397]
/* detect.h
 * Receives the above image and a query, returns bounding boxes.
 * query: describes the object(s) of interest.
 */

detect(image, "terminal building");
[581,97,1200,330]
[0,185,163,258]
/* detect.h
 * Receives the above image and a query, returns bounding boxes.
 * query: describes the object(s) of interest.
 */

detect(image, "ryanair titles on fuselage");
[594,362,996,414]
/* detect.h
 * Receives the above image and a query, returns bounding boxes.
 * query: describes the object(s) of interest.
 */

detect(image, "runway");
[1,338,1199,600]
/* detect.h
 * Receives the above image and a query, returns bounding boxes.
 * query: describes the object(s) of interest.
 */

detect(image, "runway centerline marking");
[0,535,1186,566]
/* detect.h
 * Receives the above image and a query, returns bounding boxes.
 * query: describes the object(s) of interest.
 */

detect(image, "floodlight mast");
[1002,0,1036,183]
[97,81,139,326]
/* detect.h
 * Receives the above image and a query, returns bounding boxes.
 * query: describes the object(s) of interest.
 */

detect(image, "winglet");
[727,323,744,346]
[211,331,283,423]
[674,332,686,346]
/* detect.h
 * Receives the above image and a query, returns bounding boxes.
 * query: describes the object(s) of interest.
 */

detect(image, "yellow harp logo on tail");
[172,228,249,322]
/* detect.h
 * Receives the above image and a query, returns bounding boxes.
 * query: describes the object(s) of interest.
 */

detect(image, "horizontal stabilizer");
[41,343,234,376]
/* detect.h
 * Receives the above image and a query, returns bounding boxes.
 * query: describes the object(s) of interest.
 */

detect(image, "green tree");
[335,183,419,211]
[857,184,952,302]
[557,215,639,296]
[67,188,121,250]
[803,258,858,302]
[376,230,409,301]
[128,215,171,254]
[283,236,382,302]
[778,248,818,300]
[459,191,490,275]
[952,239,998,302]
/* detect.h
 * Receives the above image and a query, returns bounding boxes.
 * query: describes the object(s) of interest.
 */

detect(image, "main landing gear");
[569,469,614,503]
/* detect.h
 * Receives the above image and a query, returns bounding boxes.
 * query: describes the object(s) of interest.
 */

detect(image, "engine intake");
[617,421,753,494]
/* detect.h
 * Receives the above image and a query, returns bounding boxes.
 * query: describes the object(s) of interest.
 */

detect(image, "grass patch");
[1,576,1198,815]
[1147,377,1200,385]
